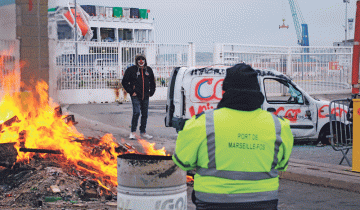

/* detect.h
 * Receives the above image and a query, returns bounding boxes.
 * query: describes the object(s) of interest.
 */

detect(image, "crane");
[279,19,289,29]
[288,0,309,46]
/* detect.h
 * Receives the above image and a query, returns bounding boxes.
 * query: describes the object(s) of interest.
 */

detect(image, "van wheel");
[318,125,331,145]
[318,122,350,146]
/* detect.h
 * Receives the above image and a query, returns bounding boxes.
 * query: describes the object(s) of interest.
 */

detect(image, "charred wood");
[0,142,18,168]
[71,137,101,146]
[18,130,26,148]
[0,116,20,131]
[115,142,136,153]
[19,148,62,154]
[64,115,78,125]
[0,167,35,190]
[54,106,62,118]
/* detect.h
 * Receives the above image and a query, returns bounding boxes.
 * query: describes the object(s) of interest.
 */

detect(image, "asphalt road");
[185,179,360,210]
[66,96,359,209]
[66,99,353,166]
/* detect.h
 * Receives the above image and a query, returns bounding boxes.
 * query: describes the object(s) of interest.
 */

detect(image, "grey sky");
[69,0,357,51]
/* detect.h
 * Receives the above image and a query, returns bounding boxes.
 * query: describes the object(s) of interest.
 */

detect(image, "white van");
[165,66,349,143]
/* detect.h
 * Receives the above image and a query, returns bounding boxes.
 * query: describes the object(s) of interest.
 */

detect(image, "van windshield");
[288,84,303,103]
[264,78,304,104]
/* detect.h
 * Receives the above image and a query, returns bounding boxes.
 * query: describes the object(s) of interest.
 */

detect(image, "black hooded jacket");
[121,57,156,100]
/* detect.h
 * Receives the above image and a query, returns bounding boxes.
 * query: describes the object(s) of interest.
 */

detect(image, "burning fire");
[138,139,169,156]
[0,51,173,190]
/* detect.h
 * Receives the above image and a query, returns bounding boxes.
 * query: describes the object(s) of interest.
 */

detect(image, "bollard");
[352,99,360,172]
[117,154,187,210]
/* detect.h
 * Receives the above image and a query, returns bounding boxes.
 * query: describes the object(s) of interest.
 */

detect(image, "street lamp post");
[344,0,350,44]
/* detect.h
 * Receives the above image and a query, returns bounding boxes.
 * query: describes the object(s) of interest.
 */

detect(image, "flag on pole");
[29,0,33,11]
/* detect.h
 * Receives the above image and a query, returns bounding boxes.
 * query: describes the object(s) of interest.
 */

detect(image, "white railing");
[55,41,193,90]
[0,39,20,96]
[52,41,194,104]
[214,43,353,95]
[52,42,353,104]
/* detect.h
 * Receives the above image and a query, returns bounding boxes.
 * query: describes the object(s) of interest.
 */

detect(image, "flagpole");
[74,0,78,66]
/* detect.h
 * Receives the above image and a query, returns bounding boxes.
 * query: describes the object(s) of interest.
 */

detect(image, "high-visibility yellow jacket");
[172,108,294,203]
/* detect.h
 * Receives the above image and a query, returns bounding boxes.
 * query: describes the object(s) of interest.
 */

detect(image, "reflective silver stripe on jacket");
[271,114,282,170]
[173,153,192,168]
[197,110,283,180]
[195,190,278,203]
[205,109,216,169]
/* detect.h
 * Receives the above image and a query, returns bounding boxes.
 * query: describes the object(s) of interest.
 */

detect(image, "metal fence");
[214,44,352,94]
[328,98,353,166]
[55,41,193,90]
[0,39,20,96]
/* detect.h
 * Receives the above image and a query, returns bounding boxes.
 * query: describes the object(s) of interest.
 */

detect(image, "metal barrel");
[117,154,187,210]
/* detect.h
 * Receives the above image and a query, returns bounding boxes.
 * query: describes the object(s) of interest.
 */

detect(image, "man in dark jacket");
[121,54,156,139]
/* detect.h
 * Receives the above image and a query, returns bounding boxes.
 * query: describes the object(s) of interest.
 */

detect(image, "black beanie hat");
[222,63,261,92]
[217,63,264,111]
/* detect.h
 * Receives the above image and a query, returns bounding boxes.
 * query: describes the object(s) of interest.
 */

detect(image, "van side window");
[263,78,304,104]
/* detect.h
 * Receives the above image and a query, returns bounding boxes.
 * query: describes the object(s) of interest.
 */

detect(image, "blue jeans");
[130,96,149,134]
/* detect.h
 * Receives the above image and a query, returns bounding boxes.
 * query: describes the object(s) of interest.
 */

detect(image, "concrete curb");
[280,158,360,193]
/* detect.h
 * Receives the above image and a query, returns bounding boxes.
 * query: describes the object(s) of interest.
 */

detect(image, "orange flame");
[97,179,111,191]
[138,139,170,156]
[187,175,194,182]
[0,49,171,189]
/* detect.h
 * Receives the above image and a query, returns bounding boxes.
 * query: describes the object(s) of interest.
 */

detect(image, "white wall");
[0,3,16,40]
[58,87,167,104]
[48,0,69,9]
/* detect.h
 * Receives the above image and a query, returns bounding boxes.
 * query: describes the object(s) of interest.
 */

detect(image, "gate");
[328,98,353,166]
[214,44,352,95]
[54,41,193,104]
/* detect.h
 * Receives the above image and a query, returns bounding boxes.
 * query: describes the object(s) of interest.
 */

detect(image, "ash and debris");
[145,164,177,177]
[158,164,178,178]
[126,158,162,167]
[119,154,172,167]
[0,158,117,209]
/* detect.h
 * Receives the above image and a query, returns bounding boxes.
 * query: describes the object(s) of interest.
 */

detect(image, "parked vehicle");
[165,66,350,143]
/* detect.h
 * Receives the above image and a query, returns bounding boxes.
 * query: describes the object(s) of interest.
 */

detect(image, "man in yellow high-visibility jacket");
[172,63,294,210]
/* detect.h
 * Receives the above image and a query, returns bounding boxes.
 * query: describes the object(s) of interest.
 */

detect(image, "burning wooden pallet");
[0,105,78,168]
[0,136,138,207]
[0,142,17,168]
